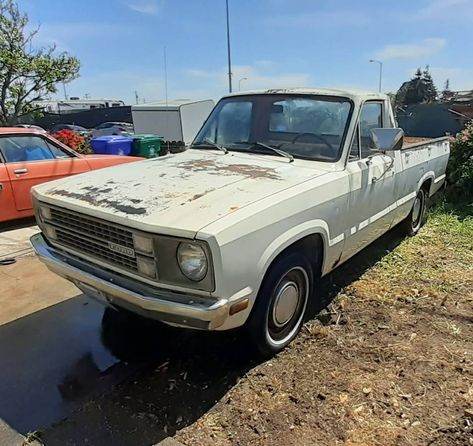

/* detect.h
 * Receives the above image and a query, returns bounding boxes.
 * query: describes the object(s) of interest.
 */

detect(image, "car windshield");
[193,94,353,162]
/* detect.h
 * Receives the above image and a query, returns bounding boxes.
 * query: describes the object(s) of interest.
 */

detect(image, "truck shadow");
[42,225,406,446]
[317,224,405,311]
[0,217,36,233]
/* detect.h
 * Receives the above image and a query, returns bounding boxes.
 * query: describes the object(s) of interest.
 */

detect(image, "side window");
[349,126,360,160]
[0,136,56,163]
[360,102,383,158]
[46,140,72,159]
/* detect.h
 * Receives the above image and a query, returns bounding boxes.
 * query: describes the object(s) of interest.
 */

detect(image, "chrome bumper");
[30,233,229,330]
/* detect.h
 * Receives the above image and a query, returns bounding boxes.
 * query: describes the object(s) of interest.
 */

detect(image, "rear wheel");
[246,251,313,357]
[402,188,427,236]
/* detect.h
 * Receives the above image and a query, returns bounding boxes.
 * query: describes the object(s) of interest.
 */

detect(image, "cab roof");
[223,87,387,102]
[0,127,45,134]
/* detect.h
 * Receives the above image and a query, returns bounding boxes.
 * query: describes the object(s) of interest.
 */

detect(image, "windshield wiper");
[191,138,228,154]
[248,141,294,163]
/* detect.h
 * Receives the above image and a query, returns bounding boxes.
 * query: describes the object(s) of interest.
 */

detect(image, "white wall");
[180,101,214,144]
[132,110,182,141]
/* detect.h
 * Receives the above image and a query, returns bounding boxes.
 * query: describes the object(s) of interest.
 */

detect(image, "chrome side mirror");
[370,128,404,151]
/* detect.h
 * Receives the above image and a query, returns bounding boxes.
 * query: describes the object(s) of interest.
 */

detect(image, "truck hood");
[34,150,326,237]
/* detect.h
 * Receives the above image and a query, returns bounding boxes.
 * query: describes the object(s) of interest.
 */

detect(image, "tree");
[0,0,80,125]
[394,66,438,107]
[421,65,437,103]
[440,79,455,102]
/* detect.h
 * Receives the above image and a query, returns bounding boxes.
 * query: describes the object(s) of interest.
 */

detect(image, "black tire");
[402,188,427,236]
[246,251,314,358]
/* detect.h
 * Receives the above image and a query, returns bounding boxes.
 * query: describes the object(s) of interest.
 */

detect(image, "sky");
[17,0,473,105]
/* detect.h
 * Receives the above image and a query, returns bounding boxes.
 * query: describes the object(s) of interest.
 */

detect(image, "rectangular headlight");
[40,206,52,221]
[43,224,57,241]
[133,233,155,255]
[136,255,157,279]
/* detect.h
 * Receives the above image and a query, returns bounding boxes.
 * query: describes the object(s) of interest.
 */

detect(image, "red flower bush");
[50,129,91,154]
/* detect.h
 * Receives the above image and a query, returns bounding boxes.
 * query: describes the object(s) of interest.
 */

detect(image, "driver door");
[1,134,90,212]
[341,101,397,262]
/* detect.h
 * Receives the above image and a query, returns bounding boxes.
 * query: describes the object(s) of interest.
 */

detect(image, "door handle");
[14,168,28,175]
[0,183,3,191]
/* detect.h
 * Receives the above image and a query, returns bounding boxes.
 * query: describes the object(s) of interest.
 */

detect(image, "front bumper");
[30,233,229,330]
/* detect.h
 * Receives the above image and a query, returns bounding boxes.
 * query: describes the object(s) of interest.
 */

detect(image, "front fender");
[256,218,343,287]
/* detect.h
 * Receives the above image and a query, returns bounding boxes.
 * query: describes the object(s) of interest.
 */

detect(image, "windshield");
[193,94,353,162]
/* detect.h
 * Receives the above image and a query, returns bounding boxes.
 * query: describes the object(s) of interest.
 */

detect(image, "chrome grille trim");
[50,207,134,247]
[47,207,138,273]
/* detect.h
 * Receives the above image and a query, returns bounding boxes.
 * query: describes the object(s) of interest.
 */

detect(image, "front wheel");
[246,252,313,357]
[402,188,427,236]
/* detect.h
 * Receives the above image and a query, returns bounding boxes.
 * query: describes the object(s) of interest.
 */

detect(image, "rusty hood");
[33,150,326,237]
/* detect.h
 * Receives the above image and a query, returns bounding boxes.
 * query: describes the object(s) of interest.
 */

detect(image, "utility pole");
[226,0,232,93]
[135,90,139,104]
[369,59,383,92]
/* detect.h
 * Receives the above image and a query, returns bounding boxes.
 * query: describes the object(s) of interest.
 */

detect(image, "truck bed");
[402,136,450,150]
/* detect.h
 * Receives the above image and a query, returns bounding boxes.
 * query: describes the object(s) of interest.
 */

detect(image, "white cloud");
[33,22,138,52]
[413,0,473,21]
[263,10,370,28]
[62,70,164,104]
[373,38,446,61]
[424,66,473,91]
[126,0,164,15]
[184,62,312,97]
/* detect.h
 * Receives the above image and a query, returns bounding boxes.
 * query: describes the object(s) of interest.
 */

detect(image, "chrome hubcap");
[412,196,422,224]
[272,281,299,328]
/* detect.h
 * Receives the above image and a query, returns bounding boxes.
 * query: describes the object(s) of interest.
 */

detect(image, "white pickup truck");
[31,88,450,356]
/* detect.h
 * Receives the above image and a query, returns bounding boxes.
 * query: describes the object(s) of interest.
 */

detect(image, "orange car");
[0,128,142,223]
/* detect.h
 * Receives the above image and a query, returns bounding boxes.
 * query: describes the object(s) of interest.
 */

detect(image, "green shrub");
[446,121,473,203]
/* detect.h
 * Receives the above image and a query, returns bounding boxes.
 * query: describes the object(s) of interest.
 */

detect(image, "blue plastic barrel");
[90,136,133,155]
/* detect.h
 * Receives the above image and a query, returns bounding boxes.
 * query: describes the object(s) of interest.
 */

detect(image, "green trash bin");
[131,134,162,158]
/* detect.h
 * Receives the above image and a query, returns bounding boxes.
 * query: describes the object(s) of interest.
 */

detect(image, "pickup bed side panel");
[392,140,450,226]
[424,140,450,195]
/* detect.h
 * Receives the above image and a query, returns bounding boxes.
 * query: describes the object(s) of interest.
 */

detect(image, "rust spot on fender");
[191,192,206,201]
[177,159,280,180]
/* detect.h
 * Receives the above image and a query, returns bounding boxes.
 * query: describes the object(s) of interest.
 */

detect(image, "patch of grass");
[356,203,473,302]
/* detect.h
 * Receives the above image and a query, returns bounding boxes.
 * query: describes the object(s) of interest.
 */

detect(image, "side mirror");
[370,128,404,151]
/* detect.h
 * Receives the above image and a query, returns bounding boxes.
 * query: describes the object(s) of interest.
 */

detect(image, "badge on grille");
[108,242,136,258]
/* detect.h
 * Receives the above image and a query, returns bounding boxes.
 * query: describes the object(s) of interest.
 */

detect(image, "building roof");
[131,98,214,111]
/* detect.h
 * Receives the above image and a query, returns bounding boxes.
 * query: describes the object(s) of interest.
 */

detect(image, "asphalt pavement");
[0,291,255,445]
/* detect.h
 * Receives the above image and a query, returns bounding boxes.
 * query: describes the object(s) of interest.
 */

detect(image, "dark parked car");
[14,124,47,132]
[50,124,90,136]
[91,122,134,137]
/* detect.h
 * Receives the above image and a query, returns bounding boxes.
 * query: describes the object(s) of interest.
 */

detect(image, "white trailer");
[131,99,214,145]
[33,98,126,114]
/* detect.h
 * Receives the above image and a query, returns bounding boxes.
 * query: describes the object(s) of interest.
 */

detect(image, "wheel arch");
[256,221,329,297]
[417,171,435,197]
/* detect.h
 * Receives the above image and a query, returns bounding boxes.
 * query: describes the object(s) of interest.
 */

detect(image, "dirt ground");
[0,223,79,325]
[175,205,473,446]
[0,255,79,327]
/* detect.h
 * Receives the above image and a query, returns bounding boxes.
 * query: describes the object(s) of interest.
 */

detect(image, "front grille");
[48,207,138,272]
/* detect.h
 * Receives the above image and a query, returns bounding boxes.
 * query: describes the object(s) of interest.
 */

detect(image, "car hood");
[33,150,327,237]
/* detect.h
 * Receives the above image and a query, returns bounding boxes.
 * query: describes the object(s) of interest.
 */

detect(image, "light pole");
[225,0,232,93]
[369,59,383,92]
[238,77,247,91]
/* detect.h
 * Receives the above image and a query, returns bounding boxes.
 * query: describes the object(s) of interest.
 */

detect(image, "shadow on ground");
[2,225,405,446]
[0,217,36,233]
